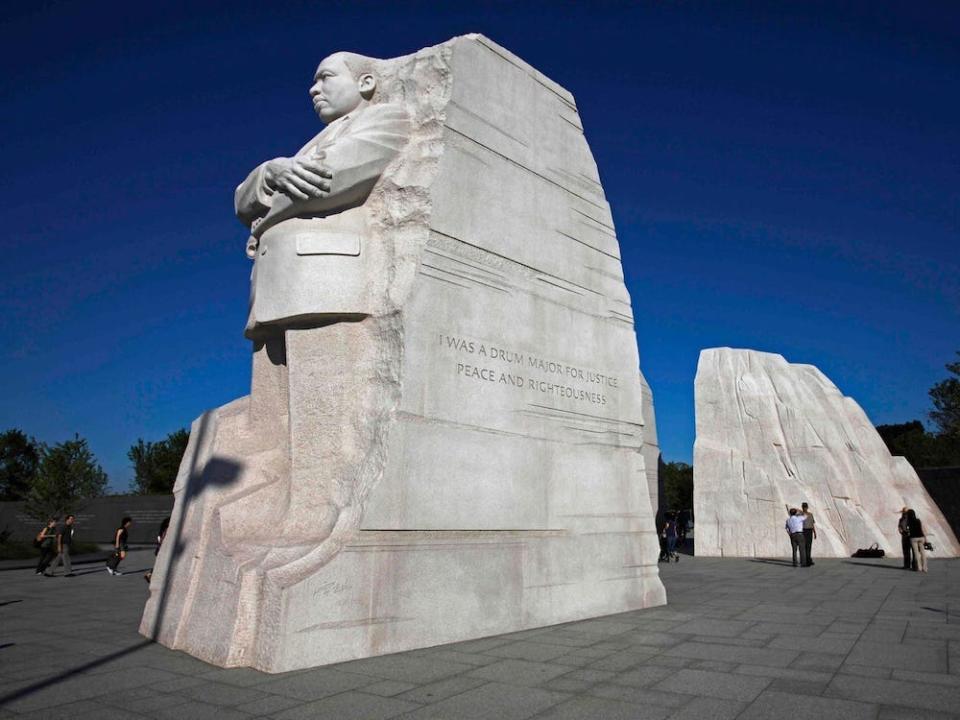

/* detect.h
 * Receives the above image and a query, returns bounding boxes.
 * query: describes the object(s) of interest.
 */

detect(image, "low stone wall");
[918,467,960,542]
[0,495,174,545]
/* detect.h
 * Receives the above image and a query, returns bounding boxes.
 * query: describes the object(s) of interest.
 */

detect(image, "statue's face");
[310,56,364,123]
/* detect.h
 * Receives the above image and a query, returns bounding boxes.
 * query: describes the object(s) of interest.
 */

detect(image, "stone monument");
[140,34,666,672]
[694,347,960,558]
[639,371,664,521]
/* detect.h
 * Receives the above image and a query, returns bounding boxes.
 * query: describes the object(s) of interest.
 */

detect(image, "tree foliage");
[663,461,693,513]
[25,435,108,520]
[875,352,960,469]
[128,428,190,495]
[929,352,960,440]
[0,428,39,501]
[876,421,960,468]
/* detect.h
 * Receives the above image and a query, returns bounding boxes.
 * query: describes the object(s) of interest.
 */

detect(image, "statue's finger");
[288,173,321,195]
[281,179,309,200]
[299,158,333,178]
[291,165,330,188]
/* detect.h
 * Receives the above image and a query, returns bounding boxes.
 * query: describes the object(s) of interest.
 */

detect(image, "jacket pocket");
[295,233,360,256]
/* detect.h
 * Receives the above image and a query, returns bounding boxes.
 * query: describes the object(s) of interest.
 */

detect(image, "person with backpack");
[105,517,133,576]
[49,514,76,576]
[34,518,58,576]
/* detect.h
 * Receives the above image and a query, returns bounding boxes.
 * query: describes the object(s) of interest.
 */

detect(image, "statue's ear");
[358,73,376,99]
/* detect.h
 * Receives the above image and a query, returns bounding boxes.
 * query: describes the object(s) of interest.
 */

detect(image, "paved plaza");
[2,550,960,719]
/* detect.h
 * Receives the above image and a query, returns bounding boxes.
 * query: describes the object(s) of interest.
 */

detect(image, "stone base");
[140,402,666,673]
[188,531,662,673]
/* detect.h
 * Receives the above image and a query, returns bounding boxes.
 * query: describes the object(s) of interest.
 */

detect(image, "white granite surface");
[694,347,960,559]
[141,34,665,673]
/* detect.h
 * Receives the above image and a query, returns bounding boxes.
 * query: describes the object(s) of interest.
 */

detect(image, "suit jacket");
[236,102,410,336]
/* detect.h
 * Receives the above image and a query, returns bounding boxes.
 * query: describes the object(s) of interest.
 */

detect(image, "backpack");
[852,543,884,558]
[33,528,49,549]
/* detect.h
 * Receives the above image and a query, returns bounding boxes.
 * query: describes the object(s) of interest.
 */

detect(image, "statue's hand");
[263,156,333,201]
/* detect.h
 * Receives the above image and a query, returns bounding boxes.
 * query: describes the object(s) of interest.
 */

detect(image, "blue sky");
[1,1,957,490]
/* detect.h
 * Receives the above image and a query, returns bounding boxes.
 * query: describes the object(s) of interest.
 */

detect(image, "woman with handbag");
[906,509,928,573]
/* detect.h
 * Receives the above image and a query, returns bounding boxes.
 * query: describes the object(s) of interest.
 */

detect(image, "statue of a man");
[236,52,410,334]
[219,52,410,570]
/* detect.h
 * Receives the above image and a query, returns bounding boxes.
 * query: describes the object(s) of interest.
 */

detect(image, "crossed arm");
[235,103,410,239]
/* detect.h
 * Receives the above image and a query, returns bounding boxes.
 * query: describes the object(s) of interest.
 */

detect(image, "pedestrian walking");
[664,512,680,562]
[105,517,132,576]
[800,502,816,566]
[898,507,915,570]
[34,518,58,576]
[144,516,170,583]
[785,508,807,567]
[906,509,928,573]
[49,514,76,576]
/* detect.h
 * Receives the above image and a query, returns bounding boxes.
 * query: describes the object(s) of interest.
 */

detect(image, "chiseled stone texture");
[694,347,960,558]
[140,34,664,673]
[639,370,664,521]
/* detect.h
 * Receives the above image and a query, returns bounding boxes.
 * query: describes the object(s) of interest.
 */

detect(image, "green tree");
[929,352,960,440]
[25,435,108,520]
[0,428,39,501]
[876,421,960,468]
[128,428,190,495]
[663,461,693,512]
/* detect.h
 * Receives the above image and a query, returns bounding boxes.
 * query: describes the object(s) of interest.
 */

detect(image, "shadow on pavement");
[0,414,243,710]
[842,560,907,571]
[0,639,154,706]
[749,558,797,567]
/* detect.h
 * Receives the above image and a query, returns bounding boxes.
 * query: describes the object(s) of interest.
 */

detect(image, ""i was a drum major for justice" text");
[437,333,619,406]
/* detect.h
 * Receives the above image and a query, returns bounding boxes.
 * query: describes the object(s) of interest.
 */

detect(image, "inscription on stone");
[438,332,619,406]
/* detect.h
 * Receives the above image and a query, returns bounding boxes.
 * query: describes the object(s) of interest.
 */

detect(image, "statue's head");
[310,52,379,123]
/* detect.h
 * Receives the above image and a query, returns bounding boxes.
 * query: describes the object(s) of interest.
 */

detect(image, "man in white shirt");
[785,508,807,567]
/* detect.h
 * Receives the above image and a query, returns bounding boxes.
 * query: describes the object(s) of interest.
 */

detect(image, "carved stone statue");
[141,35,666,673]
[237,52,410,332]
[218,53,410,573]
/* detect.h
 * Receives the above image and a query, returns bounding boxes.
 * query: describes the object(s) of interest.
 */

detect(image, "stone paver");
[738,690,876,719]
[2,549,960,718]
[653,668,770,702]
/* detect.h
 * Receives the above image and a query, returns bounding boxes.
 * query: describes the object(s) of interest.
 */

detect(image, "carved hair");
[325,51,383,98]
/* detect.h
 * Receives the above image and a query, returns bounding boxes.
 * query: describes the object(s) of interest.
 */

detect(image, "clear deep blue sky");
[1,1,957,490]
